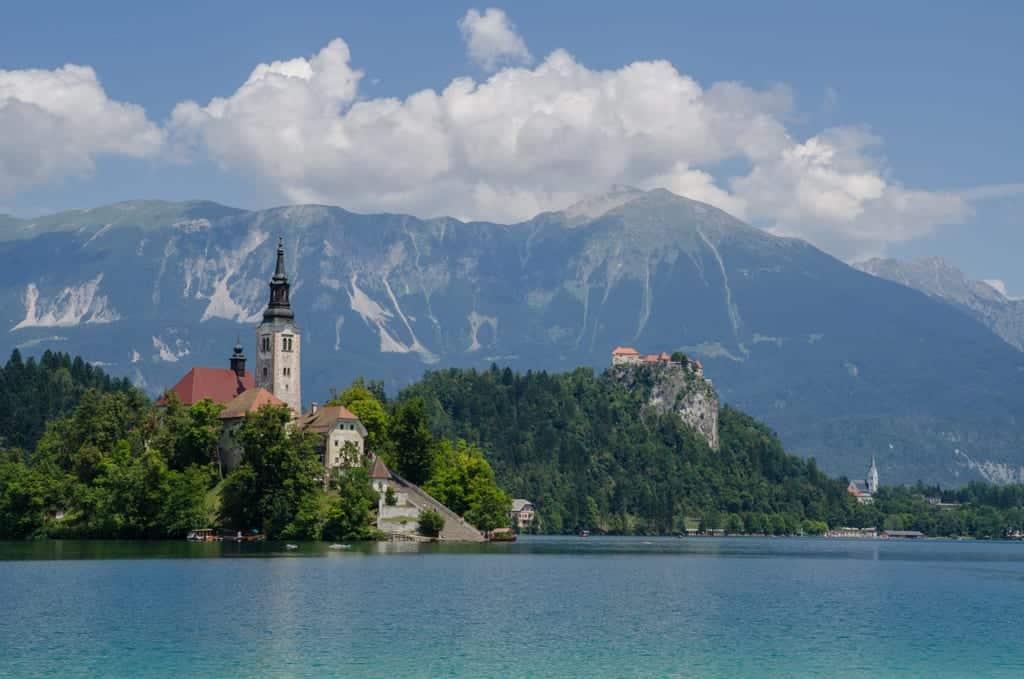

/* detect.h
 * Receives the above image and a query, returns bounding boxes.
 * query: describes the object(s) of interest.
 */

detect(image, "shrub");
[417,509,445,537]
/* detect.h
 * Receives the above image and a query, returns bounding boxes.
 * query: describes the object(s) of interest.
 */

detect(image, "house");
[298,404,368,470]
[218,387,287,471]
[509,498,536,529]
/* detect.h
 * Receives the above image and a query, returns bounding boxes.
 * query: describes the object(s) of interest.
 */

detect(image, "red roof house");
[612,346,640,356]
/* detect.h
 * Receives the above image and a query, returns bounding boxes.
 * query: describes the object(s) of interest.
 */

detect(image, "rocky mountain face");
[611,361,720,450]
[855,257,1024,351]
[3,190,1024,485]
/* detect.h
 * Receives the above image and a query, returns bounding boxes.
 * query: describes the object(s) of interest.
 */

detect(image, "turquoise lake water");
[2,536,1023,678]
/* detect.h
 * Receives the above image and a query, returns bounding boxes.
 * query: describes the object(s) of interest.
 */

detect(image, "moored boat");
[186,528,218,542]
[488,528,516,542]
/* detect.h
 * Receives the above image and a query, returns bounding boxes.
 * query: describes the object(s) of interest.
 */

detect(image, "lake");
[1,536,1022,678]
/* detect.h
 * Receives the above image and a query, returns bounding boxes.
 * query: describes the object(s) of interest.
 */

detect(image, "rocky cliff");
[611,361,720,450]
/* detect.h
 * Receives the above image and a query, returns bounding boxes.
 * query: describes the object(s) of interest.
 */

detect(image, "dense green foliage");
[425,440,511,532]
[220,406,323,538]
[324,466,382,541]
[0,349,134,452]
[400,365,1024,537]
[0,386,215,539]
[5,351,1024,541]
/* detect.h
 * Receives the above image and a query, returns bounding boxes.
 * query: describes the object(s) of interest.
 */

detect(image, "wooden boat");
[489,528,517,542]
[285,544,299,550]
[329,544,352,550]
[578,529,590,537]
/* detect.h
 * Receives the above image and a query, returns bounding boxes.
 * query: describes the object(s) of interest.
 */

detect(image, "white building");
[509,499,536,529]
[298,404,368,470]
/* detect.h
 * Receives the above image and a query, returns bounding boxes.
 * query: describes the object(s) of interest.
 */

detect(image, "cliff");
[610,361,720,450]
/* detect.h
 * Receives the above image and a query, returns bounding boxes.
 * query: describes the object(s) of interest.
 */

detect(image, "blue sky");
[2,1,1022,289]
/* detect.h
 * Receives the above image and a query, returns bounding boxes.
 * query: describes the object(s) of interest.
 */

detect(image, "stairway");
[385,470,487,542]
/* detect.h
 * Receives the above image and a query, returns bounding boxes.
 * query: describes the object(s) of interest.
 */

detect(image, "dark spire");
[263,235,294,321]
[230,336,247,377]
[273,236,287,280]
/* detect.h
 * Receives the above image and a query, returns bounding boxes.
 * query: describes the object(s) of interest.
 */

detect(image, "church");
[847,457,880,504]
[160,238,365,474]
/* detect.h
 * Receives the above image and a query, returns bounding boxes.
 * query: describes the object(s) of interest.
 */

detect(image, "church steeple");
[868,456,879,494]
[263,236,294,321]
[255,236,301,415]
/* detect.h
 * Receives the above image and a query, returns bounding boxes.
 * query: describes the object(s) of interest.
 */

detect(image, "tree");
[328,378,390,455]
[323,466,380,541]
[219,405,323,538]
[418,509,445,537]
[152,397,224,474]
[84,442,170,538]
[0,461,49,538]
[160,465,214,537]
[425,439,510,531]
[389,397,435,485]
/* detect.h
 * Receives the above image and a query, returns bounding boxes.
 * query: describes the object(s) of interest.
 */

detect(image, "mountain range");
[2,188,1023,485]
[855,256,1024,351]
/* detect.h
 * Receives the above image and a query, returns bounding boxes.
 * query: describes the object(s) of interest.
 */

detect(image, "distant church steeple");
[255,236,301,414]
[868,456,879,494]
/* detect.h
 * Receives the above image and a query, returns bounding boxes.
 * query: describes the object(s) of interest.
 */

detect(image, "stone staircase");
[385,470,486,542]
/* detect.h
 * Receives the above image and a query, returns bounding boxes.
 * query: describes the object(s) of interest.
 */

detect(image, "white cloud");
[459,8,532,71]
[168,23,979,259]
[0,64,163,196]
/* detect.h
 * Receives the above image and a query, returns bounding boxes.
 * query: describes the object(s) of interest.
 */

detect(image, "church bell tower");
[867,456,879,494]
[255,237,301,414]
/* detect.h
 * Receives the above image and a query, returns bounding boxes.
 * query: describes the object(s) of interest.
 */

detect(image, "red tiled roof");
[298,405,361,434]
[612,346,639,356]
[158,367,253,407]
[659,352,671,361]
[643,354,659,363]
[219,388,287,420]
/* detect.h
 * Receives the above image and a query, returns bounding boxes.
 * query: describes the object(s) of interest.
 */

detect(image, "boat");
[488,528,517,542]
[328,544,351,550]
[285,544,299,550]
[578,529,590,537]
[186,528,218,542]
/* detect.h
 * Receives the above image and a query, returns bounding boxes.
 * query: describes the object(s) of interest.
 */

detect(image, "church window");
[262,367,268,377]
[282,336,293,352]
[261,335,271,352]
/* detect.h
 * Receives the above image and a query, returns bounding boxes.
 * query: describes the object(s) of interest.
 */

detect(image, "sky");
[1,1,1022,290]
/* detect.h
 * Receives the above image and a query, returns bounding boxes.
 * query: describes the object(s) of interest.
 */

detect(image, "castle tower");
[867,456,879,494]
[255,237,301,414]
